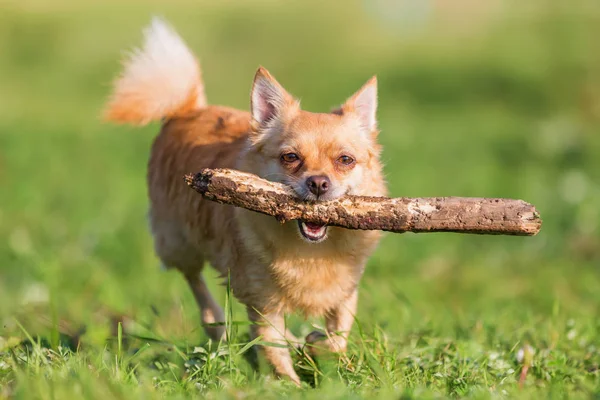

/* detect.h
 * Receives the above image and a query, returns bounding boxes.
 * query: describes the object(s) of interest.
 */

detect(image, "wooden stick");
[184,168,542,236]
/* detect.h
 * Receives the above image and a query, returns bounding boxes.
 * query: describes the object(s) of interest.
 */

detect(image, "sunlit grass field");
[1,1,599,398]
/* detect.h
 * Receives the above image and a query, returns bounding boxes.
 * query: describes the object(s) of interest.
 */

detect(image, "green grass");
[1,0,600,398]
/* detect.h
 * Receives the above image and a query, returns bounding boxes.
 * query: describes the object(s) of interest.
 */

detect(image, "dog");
[103,18,387,385]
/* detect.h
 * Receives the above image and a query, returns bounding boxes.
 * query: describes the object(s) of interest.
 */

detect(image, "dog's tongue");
[304,222,325,232]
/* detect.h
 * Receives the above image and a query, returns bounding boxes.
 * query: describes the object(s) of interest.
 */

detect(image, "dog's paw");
[304,330,346,357]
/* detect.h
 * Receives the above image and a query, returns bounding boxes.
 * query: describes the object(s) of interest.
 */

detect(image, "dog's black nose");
[306,175,330,197]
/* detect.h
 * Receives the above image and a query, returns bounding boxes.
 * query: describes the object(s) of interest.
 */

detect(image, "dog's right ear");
[250,67,298,127]
[340,76,378,134]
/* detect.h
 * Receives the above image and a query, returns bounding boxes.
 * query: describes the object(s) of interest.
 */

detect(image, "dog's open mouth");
[297,220,328,243]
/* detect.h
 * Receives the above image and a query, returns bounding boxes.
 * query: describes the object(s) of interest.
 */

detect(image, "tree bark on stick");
[184,168,542,236]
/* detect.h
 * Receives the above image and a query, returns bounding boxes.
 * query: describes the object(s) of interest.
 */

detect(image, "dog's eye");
[281,153,300,163]
[337,155,355,165]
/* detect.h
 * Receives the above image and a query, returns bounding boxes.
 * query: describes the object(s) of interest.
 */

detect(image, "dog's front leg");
[306,289,358,354]
[248,307,301,386]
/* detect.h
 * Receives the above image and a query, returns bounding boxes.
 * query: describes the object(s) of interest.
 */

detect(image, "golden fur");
[104,18,387,385]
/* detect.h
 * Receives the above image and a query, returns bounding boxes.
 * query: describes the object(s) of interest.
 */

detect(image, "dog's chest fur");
[270,252,362,315]
[232,211,380,316]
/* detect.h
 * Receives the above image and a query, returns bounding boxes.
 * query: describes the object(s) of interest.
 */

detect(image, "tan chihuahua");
[104,18,387,385]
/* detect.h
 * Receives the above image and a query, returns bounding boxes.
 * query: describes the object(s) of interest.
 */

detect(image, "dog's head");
[245,67,384,243]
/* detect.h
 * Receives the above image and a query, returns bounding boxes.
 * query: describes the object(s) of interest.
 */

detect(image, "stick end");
[522,206,543,236]
[184,169,214,194]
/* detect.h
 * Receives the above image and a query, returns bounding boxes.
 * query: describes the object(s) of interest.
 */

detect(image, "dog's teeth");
[298,220,328,242]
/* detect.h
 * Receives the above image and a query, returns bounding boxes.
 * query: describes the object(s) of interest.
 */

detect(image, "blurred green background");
[1,0,599,398]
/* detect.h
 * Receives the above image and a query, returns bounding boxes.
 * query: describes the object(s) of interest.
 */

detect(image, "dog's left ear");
[340,76,378,133]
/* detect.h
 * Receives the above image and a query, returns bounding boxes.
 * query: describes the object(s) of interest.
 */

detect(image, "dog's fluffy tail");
[103,18,206,125]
